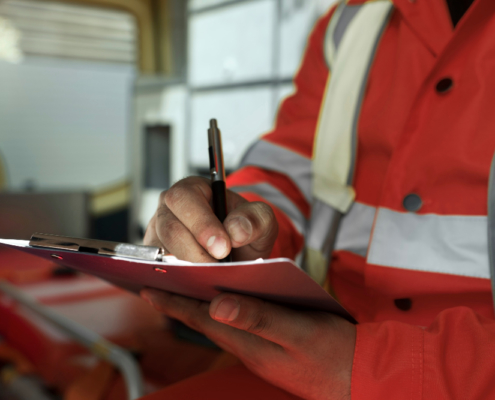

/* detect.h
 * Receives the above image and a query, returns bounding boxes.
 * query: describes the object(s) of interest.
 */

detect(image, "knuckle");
[163,225,183,249]
[252,202,276,228]
[162,176,212,215]
[163,185,187,210]
[143,218,156,244]
[245,305,272,335]
[189,217,211,239]
[255,201,274,215]
[158,189,168,205]
[156,304,168,314]
[156,212,183,245]
[244,203,278,250]
[164,177,199,206]
[192,177,211,196]
[152,300,168,315]
[181,302,208,334]
[182,313,202,333]
[155,204,171,224]
[188,175,207,186]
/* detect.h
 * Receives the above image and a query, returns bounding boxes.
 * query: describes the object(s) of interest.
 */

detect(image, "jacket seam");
[420,328,425,400]
[349,324,360,399]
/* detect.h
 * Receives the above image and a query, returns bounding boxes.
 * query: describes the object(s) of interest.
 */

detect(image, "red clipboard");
[0,238,355,323]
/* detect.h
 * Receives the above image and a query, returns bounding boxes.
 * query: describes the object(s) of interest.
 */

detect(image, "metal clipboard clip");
[29,233,165,262]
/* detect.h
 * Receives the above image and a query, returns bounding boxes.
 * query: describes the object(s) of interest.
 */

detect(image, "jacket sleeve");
[226,6,336,260]
[352,306,495,399]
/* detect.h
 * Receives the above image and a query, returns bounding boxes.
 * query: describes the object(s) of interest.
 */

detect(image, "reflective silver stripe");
[487,153,495,309]
[314,1,393,213]
[335,202,376,257]
[347,5,392,186]
[333,4,361,53]
[306,199,339,251]
[229,183,306,234]
[304,200,342,280]
[307,200,375,258]
[239,140,312,203]
[368,208,490,279]
[304,2,392,281]
[324,2,344,68]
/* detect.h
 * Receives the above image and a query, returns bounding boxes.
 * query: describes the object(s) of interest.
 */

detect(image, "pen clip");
[208,119,226,182]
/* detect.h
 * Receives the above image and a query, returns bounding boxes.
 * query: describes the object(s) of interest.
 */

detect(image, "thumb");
[224,201,278,261]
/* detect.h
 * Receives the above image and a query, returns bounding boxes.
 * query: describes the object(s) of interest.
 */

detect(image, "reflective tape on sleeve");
[335,202,376,257]
[306,199,340,251]
[229,183,307,234]
[239,140,312,203]
[306,200,375,258]
[487,152,495,309]
[368,208,490,279]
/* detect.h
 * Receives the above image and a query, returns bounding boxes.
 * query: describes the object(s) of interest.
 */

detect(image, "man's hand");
[141,289,356,400]
[144,176,278,262]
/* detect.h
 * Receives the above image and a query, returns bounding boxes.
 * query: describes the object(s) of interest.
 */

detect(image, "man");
[141,0,495,398]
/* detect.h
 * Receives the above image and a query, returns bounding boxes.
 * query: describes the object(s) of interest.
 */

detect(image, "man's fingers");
[141,289,213,335]
[155,204,217,263]
[162,177,231,260]
[143,213,165,250]
[209,293,317,350]
[224,201,278,260]
[144,202,216,263]
[145,175,277,262]
[140,289,281,360]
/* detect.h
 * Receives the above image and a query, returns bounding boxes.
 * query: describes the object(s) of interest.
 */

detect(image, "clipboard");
[0,234,356,323]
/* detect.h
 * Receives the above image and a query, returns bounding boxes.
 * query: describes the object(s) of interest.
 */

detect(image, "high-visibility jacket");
[227,0,495,398]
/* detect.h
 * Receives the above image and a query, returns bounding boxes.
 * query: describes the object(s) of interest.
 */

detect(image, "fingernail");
[214,298,240,322]
[207,236,228,259]
[227,217,252,244]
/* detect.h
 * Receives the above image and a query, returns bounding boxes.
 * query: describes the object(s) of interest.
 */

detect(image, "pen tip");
[210,119,217,128]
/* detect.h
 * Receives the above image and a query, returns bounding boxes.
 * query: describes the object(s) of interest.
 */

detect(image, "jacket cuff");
[351,321,424,399]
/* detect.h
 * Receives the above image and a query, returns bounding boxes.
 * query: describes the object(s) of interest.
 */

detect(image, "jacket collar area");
[344,0,490,58]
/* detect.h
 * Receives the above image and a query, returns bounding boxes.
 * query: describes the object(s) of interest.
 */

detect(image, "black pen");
[208,119,232,262]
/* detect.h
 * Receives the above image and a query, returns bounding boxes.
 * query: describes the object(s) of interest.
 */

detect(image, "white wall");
[188,0,276,87]
[187,0,338,170]
[0,56,135,190]
[190,87,275,170]
[189,0,237,11]
[133,84,189,232]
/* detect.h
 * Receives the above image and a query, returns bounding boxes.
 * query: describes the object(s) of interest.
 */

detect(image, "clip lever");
[29,233,165,262]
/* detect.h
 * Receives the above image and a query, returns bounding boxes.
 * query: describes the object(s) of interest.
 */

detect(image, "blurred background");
[0,0,337,244]
[0,1,341,397]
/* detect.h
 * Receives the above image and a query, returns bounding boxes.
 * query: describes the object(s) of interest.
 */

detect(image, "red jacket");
[227,0,495,398]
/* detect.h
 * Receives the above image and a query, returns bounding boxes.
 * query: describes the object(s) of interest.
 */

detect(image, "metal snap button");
[402,193,422,212]
[436,77,453,94]
[394,298,412,311]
